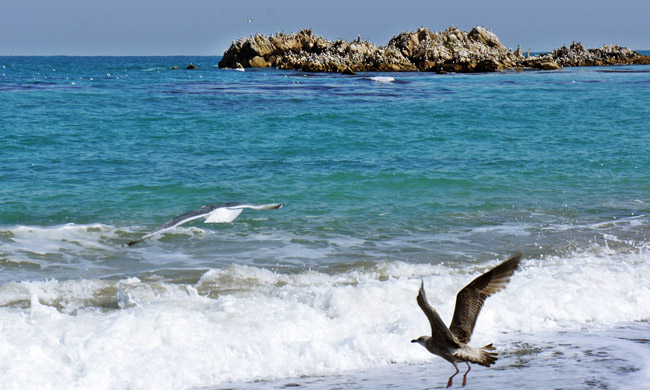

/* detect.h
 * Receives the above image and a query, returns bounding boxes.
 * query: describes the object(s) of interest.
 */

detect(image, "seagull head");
[411,336,428,346]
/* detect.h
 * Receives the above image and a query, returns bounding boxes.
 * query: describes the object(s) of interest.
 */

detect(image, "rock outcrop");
[218,27,650,73]
[386,26,522,72]
[219,29,416,73]
[545,42,650,67]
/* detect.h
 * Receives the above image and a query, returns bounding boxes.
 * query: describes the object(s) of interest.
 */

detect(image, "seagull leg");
[447,363,459,388]
[462,362,471,386]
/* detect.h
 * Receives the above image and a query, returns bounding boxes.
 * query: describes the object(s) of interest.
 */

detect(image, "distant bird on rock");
[411,253,522,388]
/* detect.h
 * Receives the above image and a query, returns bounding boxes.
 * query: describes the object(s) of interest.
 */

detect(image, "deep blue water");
[0,57,649,389]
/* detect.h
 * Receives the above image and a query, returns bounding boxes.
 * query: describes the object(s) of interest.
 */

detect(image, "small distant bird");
[245,19,254,23]
[411,253,522,388]
[126,202,284,246]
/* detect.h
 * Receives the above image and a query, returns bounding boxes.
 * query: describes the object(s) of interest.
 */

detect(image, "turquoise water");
[1,57,649,389]
[2,57,649,265]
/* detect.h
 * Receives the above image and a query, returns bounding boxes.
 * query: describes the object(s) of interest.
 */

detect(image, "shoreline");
[218,26,650,74]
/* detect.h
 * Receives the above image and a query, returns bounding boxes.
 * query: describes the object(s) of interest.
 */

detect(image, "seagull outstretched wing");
[417,281,457,347]
[126,202,283,246]
[448,253,522,344]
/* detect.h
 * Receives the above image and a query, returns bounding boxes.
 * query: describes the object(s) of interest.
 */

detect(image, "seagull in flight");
[411,253,522,388]
[126,202,284,246]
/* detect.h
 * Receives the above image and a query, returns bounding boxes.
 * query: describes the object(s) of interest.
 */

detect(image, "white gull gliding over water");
[126,202,284,246]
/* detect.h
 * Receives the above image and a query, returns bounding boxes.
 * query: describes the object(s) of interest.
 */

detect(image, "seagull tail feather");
[475,343,498,367]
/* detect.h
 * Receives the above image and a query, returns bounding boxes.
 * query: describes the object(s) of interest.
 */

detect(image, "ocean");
[1,56,649,390]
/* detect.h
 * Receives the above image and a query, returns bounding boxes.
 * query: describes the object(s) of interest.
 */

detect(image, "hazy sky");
[2,0,649,56]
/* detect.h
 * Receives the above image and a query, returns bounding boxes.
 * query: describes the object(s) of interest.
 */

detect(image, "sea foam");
[0,247,648,389]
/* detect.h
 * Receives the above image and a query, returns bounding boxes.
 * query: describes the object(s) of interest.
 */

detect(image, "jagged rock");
[515,45,523,58]
[542,62,563,70]
[218,27,650,73]
[467,26,502,48]
[537,60,563,70]
[378,26,519,72]
[249,56,269,68]
[550,42,650,66]
[186,64,197,70]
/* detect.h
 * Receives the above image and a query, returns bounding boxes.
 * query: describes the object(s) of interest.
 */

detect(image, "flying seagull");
[126,202,284,246]
[411,253,522,388]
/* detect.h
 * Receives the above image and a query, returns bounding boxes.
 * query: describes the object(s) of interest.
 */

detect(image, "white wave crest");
[369,76,395,83]
[0,247,649,388]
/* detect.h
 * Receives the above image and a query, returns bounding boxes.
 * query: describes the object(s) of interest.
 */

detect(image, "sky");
[2,0,649,56]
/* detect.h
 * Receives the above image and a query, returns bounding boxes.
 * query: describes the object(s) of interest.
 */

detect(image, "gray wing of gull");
[126,202,284,246]
[416,281,458,348]
[449,253,522,344]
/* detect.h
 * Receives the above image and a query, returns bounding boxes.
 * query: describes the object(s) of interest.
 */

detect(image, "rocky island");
[218,26,650,73]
